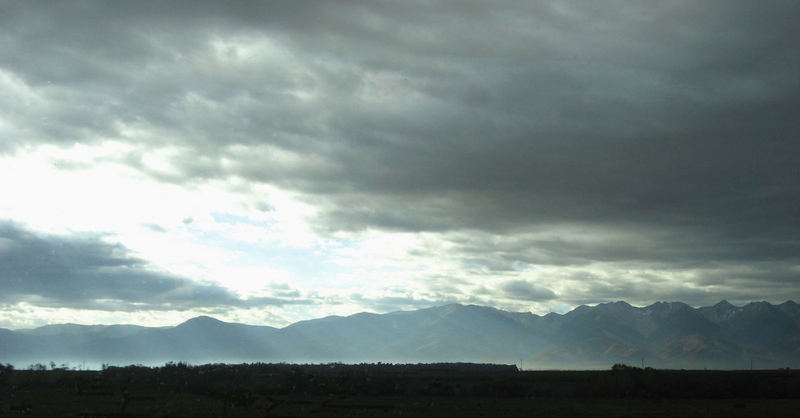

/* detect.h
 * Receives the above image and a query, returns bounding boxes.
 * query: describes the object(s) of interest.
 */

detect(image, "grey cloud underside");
[0,222,309,311]
[1,2,799,282]
[501,280,557,301]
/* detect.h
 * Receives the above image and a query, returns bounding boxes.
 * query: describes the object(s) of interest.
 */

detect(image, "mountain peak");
[593,301,633,312]
[742,301,773,312]
[715,300,734,308]
[425,303,474,314]
[178,315,226,328]
[646,301,689,311]
[699,300,742,323]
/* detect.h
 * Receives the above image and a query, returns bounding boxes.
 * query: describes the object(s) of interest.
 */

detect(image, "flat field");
[1,363,798,417]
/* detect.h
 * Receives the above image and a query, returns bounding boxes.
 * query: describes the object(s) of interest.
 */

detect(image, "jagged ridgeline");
[2,301,798,369]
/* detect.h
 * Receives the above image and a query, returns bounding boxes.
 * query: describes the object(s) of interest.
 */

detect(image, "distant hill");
[2,301,799,369]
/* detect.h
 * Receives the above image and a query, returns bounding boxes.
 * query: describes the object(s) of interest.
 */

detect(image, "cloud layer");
[1,1,799,324]
[0,222,309,311]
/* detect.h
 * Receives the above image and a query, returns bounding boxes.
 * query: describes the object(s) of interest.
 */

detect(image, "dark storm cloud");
[501,280,557,302]
[448,228,800,270]
[2,1,799,302]
[0,222,310,311]
[556,272,722,307]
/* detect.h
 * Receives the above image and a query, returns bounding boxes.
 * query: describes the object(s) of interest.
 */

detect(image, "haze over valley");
[3,300,798,370]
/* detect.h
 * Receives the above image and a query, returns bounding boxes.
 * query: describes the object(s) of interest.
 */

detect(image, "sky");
[1,1,799,329]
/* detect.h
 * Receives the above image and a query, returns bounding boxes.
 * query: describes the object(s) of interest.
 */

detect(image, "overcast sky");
[1,1,798,328]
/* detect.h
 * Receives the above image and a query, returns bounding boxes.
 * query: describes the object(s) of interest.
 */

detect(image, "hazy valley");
[2,300,798,370]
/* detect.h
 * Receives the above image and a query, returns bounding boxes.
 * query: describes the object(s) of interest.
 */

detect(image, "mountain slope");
[1,301,797,369]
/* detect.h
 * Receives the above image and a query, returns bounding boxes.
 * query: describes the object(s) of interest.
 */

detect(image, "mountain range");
[2,301,799,369]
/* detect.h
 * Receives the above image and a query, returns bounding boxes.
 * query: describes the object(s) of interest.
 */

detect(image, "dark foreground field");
[1,363,799,417]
